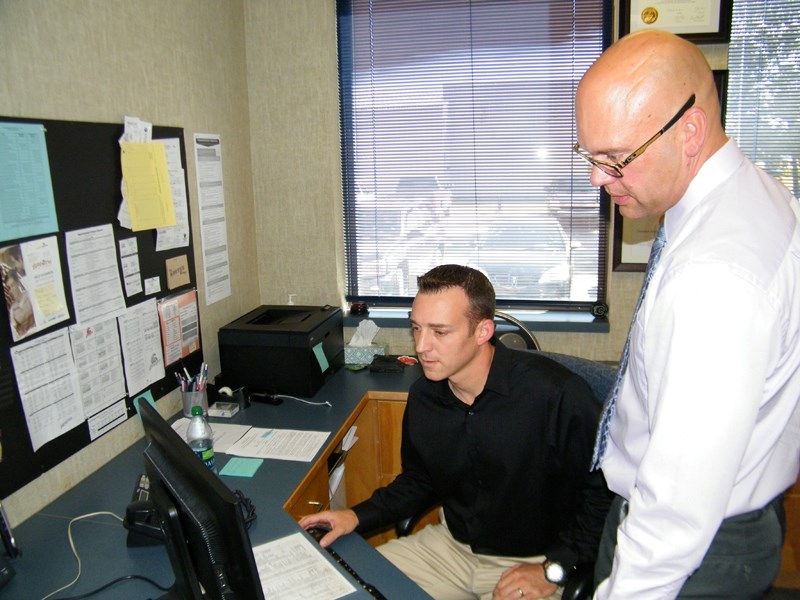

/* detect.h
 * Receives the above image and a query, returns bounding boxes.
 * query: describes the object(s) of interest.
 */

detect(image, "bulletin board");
[0,116,203,499]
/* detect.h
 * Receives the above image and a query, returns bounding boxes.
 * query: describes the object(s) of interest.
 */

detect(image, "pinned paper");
[120,141,176,231]
[166,255,190,289]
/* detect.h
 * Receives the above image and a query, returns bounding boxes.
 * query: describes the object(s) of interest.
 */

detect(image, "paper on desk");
[171,418,250,454]
[253,532,355,600]
[226,427,330,462]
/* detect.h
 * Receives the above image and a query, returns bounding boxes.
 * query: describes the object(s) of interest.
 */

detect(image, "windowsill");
[343,307,609,333]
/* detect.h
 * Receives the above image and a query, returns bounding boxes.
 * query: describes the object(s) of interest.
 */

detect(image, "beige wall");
[0,0,261,525]
[0,0,727,526]
[245,1,346,309]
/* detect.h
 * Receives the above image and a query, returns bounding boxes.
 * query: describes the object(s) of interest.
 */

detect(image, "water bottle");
[186,405,216,473]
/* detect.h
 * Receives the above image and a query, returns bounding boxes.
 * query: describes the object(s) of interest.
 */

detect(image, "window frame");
[337,0,613,314]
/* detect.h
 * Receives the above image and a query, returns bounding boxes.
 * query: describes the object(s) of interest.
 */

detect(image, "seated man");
[300,264,611,600]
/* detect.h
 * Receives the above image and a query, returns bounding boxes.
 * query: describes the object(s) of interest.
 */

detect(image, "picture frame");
[612,70,728,271]
[619,0,733,44]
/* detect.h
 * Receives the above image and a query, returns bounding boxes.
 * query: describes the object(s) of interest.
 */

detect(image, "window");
[337,0,611,310]
[726,0,799,199]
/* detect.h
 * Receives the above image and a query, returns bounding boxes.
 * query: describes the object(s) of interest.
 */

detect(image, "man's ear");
[476,318,495,344]
[683,108,707,158]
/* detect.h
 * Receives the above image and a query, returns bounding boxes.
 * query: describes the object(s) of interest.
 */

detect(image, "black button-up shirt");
[353,341,611,568]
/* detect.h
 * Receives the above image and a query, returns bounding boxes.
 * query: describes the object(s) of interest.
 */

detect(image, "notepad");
[219,457,263,477]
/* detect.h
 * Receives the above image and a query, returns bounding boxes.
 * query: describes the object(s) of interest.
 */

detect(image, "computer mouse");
[305,526,330,543]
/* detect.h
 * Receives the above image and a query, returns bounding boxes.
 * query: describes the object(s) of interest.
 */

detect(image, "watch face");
[545,560,566,584]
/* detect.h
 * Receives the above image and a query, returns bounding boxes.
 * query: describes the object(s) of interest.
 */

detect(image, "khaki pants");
[377,512,562,600]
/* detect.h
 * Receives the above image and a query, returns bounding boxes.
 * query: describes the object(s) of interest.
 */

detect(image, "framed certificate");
[613,212,660,272]
[619,0,733,43]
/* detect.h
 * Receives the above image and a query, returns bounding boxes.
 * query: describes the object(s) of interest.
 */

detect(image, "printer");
[218,305,344,397]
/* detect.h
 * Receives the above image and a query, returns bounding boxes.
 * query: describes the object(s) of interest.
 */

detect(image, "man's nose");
[415,329,430,354]
[590,165,617,187]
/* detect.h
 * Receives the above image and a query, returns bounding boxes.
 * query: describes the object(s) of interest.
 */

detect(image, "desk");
[5,366,432,599]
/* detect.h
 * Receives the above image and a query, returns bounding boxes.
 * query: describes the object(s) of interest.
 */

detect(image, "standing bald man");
[574,30,800,599]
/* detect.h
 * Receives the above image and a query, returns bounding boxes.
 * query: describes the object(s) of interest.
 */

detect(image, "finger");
[318,529,339,548]
[298,514,322,528]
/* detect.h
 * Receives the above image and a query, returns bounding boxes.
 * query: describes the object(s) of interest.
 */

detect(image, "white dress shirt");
[595,139,800,599]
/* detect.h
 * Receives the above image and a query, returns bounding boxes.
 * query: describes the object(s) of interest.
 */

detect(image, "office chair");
[494,310,541,351]
[395,342,616,600]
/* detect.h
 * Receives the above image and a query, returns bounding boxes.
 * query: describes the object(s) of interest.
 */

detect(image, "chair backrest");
[531,350,616,405]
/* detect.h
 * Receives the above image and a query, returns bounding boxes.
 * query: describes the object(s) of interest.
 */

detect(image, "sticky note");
[313,342,330,373]
[132,390,157,421]
[220,457,263,478]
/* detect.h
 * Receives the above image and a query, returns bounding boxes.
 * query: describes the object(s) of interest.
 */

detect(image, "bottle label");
[193,447,216,472]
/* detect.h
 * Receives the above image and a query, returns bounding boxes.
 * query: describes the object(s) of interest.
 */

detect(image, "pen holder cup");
[182,390,208,417]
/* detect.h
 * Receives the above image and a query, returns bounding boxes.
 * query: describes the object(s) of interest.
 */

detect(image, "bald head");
[577,30,725,155]
[575,30,728,218]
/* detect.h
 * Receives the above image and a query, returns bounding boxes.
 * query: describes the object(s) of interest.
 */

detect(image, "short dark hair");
[417,264,495,325]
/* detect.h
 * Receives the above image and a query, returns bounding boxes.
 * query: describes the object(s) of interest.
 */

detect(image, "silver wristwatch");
[543,559,567,585]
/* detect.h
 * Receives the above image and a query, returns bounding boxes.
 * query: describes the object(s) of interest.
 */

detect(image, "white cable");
[275,394,332,407]
[40,511,123,600]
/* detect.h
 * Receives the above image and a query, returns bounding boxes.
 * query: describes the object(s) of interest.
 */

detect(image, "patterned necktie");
[591,224,667,470]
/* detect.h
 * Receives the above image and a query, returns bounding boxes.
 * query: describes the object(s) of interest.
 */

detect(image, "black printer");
[218,305,344,397]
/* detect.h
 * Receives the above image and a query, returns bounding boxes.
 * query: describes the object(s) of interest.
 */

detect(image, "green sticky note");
[133,390,156,421]
[220,457,263,478]
[313,341,330,372]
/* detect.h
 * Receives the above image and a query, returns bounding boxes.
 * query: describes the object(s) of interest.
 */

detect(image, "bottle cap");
[191,405,204,416]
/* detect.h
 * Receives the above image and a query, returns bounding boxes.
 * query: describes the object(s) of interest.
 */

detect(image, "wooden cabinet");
[283,390,439,547]
[344,392,440,547]
[283,392,373,519]
[284,461,330,520]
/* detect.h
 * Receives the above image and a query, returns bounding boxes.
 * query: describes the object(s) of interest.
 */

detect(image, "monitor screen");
[138,400,264,600]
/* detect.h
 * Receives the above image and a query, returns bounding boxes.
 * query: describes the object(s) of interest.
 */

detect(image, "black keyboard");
[305,528,387,600]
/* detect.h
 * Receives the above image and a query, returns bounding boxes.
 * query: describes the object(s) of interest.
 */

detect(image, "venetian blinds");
[338,0,610,309]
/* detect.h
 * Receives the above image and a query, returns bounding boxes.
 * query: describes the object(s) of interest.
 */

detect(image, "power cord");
[48,574,170,600]
[40,511,170,600]
[234,489,257,530]
[249,391,331,407]
[275,394,332,407]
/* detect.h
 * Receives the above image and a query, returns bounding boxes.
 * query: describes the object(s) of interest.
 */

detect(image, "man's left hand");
[493,563,558,600]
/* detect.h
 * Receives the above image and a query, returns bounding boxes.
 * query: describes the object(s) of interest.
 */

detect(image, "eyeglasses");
[573,94,696,178]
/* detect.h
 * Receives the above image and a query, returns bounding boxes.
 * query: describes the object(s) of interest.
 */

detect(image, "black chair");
[396,343,616,600]
[533,350,614,600]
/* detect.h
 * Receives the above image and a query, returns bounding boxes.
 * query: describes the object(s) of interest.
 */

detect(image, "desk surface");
[5,365,432,599]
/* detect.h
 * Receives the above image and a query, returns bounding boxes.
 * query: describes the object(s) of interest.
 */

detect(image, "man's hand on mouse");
[299,509,360,548]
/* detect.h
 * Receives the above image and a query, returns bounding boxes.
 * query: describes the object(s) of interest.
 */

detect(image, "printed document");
[226,427,330,462]
[193,134,231,305]
[253,532,355,600]
[0,121,58,243]
[10,329,83,452]
[66,224,127,326]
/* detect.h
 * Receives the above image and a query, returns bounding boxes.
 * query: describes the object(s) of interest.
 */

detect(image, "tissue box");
[345,344,385,364]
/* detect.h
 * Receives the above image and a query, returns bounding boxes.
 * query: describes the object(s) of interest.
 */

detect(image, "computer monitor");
[138,400,265,600]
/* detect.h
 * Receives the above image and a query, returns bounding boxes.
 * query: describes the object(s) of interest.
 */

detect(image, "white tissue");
[349,319,380,347]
